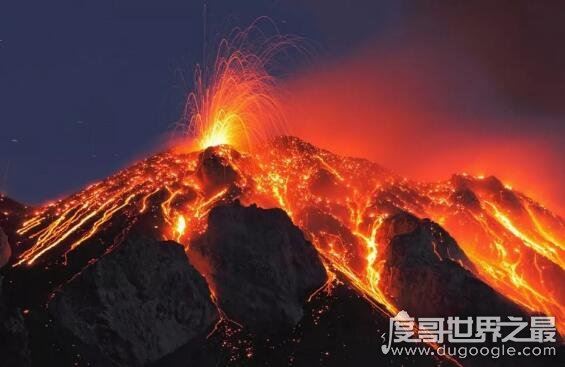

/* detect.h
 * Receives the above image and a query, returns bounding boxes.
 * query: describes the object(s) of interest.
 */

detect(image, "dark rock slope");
[0,195,28,265]
[377,212,527,318]
[0,227,11,268]
[48,236,219,366]
[0,275,31,367]
[190,202,327,334]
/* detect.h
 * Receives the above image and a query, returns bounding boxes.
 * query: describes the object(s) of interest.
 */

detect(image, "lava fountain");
[180,18,298,152]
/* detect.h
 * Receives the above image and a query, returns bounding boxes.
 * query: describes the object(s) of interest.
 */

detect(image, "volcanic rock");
[308,168,348,198]
[48,236,219,366]
[196,146,241,193]
[451,174,526,213]
[300,207,366,274]
[0,195,27,253]
[0,275,31,367]
[373,184,431,216]
[190,202,327,334]
[0,227,11,268]
[378,212,526,318]
[450,188,481,211]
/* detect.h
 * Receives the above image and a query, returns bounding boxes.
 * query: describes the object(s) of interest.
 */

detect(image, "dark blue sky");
[1,1,564,205]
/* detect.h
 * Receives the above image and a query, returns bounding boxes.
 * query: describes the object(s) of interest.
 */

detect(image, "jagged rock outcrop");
[308,168,349,198]
[48,237,219,366]
[190,202,327,334]
[0,276,31,367]
[450,187,482,211]
[378,212,526,318]
[300,207,366,274]
[0,227,11,268]
[196,146,242,193]
[0,195,27,261]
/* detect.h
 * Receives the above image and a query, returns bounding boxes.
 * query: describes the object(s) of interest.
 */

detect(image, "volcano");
[0,136,563,366]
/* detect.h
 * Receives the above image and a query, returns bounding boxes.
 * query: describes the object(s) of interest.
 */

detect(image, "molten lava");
[180,19,296,152]
[13,138,565,335]
[11,22,565,339]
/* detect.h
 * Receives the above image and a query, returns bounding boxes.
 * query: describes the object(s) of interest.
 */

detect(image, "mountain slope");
[0,136,563,366]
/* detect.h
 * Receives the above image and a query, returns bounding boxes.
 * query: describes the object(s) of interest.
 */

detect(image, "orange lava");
[13,139,565,334]
[11,24,565,338]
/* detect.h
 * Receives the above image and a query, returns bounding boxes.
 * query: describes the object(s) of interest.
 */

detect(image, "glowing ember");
[181,19,295,152]
[175,215,187,242]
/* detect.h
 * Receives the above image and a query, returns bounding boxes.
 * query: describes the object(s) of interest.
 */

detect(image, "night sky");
[1,1,564,212]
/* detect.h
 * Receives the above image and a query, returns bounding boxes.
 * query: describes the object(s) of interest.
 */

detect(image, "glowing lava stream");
[14,125,565,336]
[11,20,565,339]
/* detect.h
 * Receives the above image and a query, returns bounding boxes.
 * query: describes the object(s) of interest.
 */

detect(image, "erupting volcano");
[0,21,563,367]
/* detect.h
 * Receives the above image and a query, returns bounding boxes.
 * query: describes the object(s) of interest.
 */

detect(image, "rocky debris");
[190,202,327,334]
[0,227,11,268]
[48,236,219,366]
[378,212,525,318]
[308,168,348,198]
[270,135,321,156]
[373,184,431,217]
[451,174,525,214]
[0,276,31,367]
[0,195,27,255]
[196,146,241,193]
[300,207,366,274]
[450,188,482,211]
[452,174,505,193]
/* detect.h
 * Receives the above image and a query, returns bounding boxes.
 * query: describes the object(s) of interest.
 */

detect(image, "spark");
[180,19,299,152]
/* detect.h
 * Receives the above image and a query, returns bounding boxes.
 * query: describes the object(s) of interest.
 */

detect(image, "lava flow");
[10,22,565,338]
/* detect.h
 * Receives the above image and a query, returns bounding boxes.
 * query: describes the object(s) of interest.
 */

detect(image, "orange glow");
[14,139,565,335]
[175,215,187,242]
[179,19,297,152]
[12,27,565,342]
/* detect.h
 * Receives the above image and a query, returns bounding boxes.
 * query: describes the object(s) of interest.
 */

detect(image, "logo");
[381,311,557,358]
